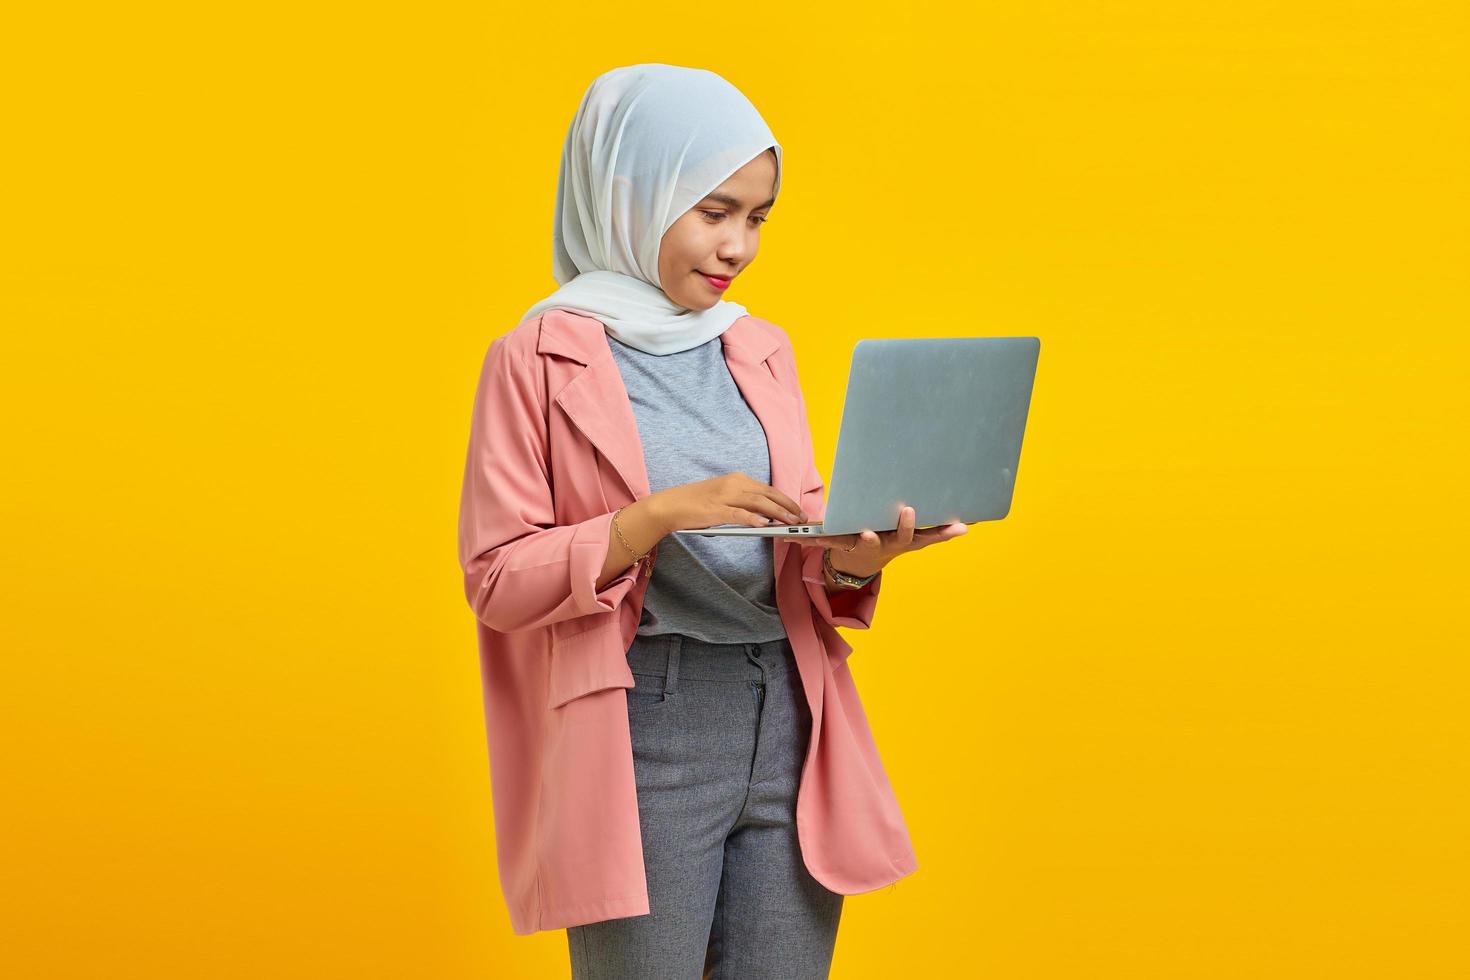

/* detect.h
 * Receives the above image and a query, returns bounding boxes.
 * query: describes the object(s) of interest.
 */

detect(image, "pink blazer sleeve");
[457,337,642,635]
[785,348,882,631]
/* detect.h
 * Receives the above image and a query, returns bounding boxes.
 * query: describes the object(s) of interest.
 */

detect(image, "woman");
[458,63,967,978]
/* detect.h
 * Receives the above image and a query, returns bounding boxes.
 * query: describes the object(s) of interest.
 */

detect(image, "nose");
[717,228,756,266]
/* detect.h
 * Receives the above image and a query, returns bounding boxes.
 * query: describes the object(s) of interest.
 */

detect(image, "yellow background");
[3,2,1466,977]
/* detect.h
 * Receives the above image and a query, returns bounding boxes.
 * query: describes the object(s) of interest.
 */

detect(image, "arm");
[457,336,659,634]
[785,348,883,631]
[799,518,883,630]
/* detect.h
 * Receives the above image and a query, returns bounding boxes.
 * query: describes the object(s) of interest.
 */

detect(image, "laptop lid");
[814,335,1040,535]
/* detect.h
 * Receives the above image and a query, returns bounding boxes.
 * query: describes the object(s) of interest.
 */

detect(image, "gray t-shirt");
[605,332,788,643]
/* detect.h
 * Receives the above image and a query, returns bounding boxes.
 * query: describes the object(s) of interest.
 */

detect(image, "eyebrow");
[700,192,776,210]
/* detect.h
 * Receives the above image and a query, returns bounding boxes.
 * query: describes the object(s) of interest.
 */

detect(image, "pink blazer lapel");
[536,311,807,583]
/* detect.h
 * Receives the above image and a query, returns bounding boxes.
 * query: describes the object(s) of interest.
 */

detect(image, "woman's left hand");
[792,506,968,578]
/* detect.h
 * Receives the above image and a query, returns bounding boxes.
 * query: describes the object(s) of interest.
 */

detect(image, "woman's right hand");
[650,473,808,532]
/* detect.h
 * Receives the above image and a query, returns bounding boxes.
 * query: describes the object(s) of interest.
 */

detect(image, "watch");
[823,547,878,589]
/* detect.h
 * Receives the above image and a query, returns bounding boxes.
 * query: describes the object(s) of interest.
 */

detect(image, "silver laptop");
[674,336,1041,538]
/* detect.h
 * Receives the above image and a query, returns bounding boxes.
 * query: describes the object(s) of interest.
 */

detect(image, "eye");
[699,210,769,225]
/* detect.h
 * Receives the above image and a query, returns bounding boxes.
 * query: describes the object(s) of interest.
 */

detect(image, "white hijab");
[520,63,783,356]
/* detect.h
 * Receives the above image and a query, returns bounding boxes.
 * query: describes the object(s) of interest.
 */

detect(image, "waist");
[626,632,795,682]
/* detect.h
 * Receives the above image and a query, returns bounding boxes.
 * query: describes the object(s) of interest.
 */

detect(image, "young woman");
[458,63,967,979]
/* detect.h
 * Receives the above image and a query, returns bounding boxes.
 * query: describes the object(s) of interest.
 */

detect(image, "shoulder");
[488,311,551,366]
[480,308,595,373]
[739,313,802,381]
[732,313,812,403]
[735,313,799,379]
[739,312,793,350]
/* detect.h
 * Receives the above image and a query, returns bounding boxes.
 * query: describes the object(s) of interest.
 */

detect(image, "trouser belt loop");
[665,634,682,695]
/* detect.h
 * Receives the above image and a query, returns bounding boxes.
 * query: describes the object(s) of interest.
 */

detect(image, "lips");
[699,271,732,290]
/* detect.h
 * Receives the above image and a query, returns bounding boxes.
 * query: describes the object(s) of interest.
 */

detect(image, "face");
[657,148,778,311]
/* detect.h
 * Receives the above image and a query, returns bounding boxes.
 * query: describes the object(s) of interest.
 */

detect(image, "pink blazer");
[457,309,917,935]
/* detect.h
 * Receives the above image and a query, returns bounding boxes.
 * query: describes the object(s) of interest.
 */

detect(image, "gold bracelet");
[823,546,877,589]
[613,505,655,578]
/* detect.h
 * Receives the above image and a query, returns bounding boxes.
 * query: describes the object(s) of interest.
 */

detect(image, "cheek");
[675,218,715,257]
[671,231,700,265]
[663,248,691,285]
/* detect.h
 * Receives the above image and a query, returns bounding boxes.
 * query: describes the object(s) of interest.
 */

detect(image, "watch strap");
[823,547,878,589]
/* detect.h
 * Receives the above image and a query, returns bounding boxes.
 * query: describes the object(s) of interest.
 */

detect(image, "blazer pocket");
[548,622,635,709]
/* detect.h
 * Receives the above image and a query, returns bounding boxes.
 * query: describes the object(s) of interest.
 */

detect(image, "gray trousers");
[567,632,844,979]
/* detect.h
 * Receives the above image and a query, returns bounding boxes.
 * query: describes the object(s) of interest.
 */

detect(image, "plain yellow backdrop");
[3,2,1466,977]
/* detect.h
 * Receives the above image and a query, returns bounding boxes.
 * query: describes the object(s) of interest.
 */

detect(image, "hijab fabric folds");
[520,63,782,356]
